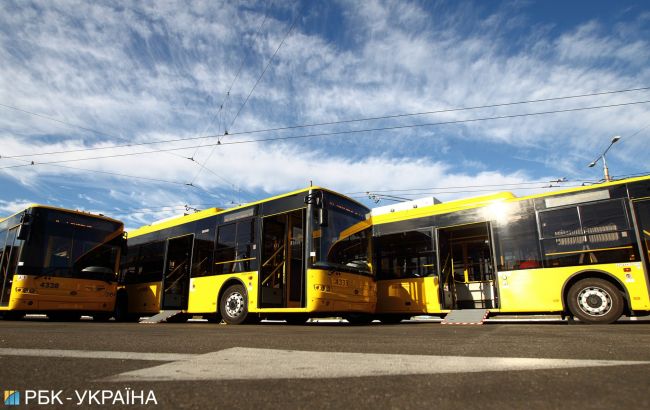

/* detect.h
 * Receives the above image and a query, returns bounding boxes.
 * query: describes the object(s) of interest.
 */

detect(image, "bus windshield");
[312,193,372,275]
[20,209,123,282]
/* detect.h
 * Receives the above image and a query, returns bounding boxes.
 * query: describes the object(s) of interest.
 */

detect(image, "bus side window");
[191,238,214,277]
[375,230,435,280]
[234,219,257,273]
[493,204,541,271]
[138,242,165,283]
[214,223,236,274]
[539,200,638,267]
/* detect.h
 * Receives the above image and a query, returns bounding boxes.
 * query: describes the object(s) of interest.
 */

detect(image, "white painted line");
[0,348,196,362]
[106,347,650,382]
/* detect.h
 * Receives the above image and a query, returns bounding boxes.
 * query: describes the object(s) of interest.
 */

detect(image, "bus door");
[437,222,497,309]
[0,227,20,307]
[633,200,650,276]
[161,234,193,310]
[260,210,305,308]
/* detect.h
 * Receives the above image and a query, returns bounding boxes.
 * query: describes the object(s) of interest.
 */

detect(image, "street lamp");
[588,135,620,182]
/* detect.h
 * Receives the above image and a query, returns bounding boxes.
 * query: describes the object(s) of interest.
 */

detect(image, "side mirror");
[17,213,32,241]
[121,233,128,254]
[318,208,328,227]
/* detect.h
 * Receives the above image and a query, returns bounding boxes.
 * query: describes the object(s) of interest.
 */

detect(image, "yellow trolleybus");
[0,205,125,321]
[371,175,650,324]
[117,187,375,324]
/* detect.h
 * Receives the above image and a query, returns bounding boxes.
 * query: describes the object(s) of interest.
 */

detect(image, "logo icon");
[3,390,20,406]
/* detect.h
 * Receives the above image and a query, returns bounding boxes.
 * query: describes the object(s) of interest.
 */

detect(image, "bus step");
[441,309,489,325]
[140,310,183,324]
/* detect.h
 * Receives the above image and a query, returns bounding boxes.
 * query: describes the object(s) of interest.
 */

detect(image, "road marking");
[106,347,650,381]
[0,348,196,362]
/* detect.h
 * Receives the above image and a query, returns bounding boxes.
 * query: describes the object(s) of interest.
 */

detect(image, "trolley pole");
[588,135,620,182]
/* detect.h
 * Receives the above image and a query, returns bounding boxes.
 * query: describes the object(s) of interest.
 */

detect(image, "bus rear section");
[118,187,376,324]
[372,176,650,324]
[0,206,124,321]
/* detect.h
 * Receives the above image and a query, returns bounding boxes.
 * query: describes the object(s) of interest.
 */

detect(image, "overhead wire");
[344,178,573,194]
[351,183,591,201]
[190,4,300,186]
[1,85,647,160]
[2,98,649,170]
[189,1,270,160]
[4,157,192,186]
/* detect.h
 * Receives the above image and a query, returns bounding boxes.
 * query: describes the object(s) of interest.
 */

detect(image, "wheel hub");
[225,293,244,317]
[577,286,612,316]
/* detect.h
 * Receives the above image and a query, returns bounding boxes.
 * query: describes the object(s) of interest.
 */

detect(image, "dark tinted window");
[628,180,650,199]
[214,223,236,274]
[539,207,580,238]
[375,229,435,280]
[136,241,165,283]
[494,202,541,271]
[191,238,213,277]
[214,219,257,275]
[191,219,215,278]
[19,209,123,281]
[581,200,629,231]
[539,199,638,267]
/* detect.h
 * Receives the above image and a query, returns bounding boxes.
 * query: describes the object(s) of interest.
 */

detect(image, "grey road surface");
[1,319,649,409]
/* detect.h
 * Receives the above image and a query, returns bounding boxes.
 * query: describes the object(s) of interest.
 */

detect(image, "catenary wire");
[2,99,648,170]
[191,5,299,185]
[190,1,270,159]
[1,86,647,160]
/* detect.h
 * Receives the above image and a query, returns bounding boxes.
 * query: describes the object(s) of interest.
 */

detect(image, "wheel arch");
[561,269,631,315]
[216,278,248,314]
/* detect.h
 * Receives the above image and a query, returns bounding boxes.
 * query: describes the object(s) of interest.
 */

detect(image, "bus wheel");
[567,278,624,324]
[204,313,222,323]
[378,315,404,324]
[345,313,373,325]
[166,313,189,323]
[285,315,308,325]
[48,312,81,322]
[220,284,248,325]
[114,294,139,322]
[0,311,24,321]
[93,313,112,322]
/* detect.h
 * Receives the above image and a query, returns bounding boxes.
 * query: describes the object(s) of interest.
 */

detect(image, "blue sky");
[1,0,649,229]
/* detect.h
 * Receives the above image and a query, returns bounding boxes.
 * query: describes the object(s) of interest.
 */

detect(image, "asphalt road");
[1,318,650,409]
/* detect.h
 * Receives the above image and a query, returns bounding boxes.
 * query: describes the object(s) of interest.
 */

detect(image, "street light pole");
[588,136,620,182]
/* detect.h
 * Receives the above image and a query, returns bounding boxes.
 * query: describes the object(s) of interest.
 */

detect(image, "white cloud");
[0,0,648,226]
[0,199,34,216]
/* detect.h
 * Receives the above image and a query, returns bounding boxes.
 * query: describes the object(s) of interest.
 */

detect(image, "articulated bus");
[371,175,650,324]
[0,205,125,321]
[117,187,375,324]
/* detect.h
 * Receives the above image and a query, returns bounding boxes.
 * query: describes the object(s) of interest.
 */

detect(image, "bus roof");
[128,186,368,239]
[372,174,650,226]
[0,204,123,226]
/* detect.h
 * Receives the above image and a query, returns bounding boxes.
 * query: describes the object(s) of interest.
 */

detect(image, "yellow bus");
[372,175,650,324]
[0,205,125,321]
[117,187,375,324]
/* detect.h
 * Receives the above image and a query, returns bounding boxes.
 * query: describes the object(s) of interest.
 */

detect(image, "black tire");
[204,313,223,323]
[48,312,82,322]
[345,313,374,325]
[285,315,308,325]
[220,284,249,325]
[0,311,24,321]
[113,293,139,322]
[378,315,404,325]
[93,313,112,322]
[165,313,189,323]
[567,278,624,324]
